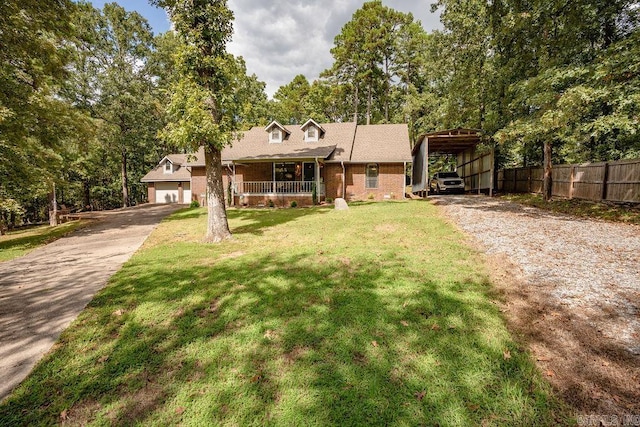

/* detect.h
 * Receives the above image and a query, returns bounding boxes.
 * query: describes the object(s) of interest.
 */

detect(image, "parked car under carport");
[430,171,465,194]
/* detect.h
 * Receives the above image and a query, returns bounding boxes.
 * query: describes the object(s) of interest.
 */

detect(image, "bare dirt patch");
[433,195,640,417]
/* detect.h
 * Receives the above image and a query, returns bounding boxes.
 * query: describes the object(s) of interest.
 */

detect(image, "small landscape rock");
[334,198,349,210]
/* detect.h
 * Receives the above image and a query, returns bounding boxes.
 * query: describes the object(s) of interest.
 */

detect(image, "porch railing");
[237,181,325,195]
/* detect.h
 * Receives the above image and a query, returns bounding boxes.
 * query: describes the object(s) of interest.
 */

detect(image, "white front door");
[156,182,179,204]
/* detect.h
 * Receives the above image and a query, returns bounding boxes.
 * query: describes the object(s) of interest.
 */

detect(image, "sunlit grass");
[0,202,568,426]
[0,220,90,262]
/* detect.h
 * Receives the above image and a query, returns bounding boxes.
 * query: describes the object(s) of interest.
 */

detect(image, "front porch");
[229,161,326,206]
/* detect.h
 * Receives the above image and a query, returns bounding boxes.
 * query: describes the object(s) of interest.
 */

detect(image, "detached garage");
[141,155,193,204]
[155,182,179,204]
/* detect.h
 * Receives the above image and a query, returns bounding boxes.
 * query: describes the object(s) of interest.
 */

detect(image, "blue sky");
[84,1,442,97]
[87,0,171,33]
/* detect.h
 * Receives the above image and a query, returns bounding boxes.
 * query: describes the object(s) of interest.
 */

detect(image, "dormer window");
[300,119,324,142]
[164,161,173,174]
[307,126,317,140]
[265,120,290,143]
[271,129,281,142]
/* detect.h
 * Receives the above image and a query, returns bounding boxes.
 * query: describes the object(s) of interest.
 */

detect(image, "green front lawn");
[0,221,89,262]
[0,202,567,426]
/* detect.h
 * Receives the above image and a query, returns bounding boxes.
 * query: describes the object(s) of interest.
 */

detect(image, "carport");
[411,128,494,196]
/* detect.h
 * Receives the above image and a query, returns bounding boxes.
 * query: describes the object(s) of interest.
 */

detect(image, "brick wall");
[147,183,155,203]
[324,163,344,199]
[192,166,236,206]
[325,163,405,201]
[191,167,206,203]
[188,161,405,206]
[236,163,272,182]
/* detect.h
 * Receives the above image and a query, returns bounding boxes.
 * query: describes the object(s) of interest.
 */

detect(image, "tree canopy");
[2,0,639,228]
[152,0,268,242]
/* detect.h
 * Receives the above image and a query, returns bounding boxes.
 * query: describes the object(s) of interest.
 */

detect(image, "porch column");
[272,162,276,194]
[232,163,236,206]
[315,158,320,202]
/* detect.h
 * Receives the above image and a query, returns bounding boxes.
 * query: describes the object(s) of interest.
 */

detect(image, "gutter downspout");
[403,161,407,199]
[340,161,346,199]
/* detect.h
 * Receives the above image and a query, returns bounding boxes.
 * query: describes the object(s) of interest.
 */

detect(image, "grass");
[502,193,640,224]
[0,202,568,426]
[0,221,89,262]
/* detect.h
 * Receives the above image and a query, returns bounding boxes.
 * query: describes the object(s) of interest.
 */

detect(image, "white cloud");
[227,0,442,98]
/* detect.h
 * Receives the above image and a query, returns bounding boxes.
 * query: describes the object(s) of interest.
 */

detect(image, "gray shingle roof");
[351,124,413,163]
[145,122,411,181]
[183,149,206,167]
[221,122,357,162]
[141,163,192,182]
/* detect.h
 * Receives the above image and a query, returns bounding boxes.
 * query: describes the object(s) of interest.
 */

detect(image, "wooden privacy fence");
[497,159,640,203]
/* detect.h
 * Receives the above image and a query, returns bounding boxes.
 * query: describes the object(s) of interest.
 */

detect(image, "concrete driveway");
[0,204,182,401]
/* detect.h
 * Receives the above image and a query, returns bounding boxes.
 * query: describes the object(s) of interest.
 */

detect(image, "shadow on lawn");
[162,206,334,237]
[0,250,561,426]
[228,207,333,236]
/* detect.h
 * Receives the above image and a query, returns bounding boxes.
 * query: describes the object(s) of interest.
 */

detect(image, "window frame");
[274,162,297,182]
[365,163,379,189]
[306,126,317,141]
[270,128,282,143]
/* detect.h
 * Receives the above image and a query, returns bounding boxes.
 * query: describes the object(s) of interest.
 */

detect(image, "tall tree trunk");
[543,140,553,201]
[353,83,359,123]
[204,145,232,243]
[366,79,372,125]
[50,182,58,227]
[384,57,390,122]
[83,179,91,210]
[121,147,129,208]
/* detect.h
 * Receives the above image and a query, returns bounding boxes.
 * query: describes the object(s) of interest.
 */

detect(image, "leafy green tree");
[271,74,311,124]
[90,3,158,207]
[0,0,77,222]
[151,0,241,242]
[321,1,427,126]
[234,57,270,130]
[422,0,639,200]
[326,1,391,124]
[304,79,351,123]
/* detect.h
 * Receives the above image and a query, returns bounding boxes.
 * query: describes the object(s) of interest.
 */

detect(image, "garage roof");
[413,128,482,155]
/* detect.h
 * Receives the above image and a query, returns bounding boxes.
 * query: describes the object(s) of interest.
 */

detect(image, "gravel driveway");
[0,204,181,401]
[433,195,640,415]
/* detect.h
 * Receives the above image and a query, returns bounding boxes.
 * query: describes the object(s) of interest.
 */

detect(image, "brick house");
[141,120,412,206]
